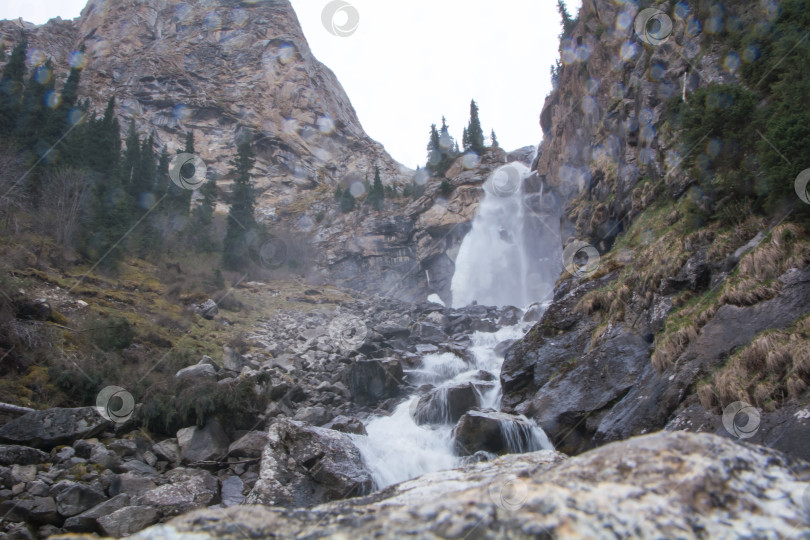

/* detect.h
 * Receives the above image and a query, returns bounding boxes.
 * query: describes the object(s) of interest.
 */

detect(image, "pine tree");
[557,0,576,37]
[426,123,441,172]
[16,60,56,154]
[466,99,485,155]
[370,166,384,210]
[0,40,27,139]
[490,129,499,147]
[167,131,195,216]
[462,127,470,151]
[340,188,355,213]
[191,177,218,252]
[222,134,256,270]
[41,62,83,150]
[121,119,140,192]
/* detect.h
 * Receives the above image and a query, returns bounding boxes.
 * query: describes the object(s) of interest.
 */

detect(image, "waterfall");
[353,158,561,490]
[451,162,561,308]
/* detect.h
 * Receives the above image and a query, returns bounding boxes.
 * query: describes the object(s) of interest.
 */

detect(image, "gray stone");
[55,483,107,517]
[141,433,808,539]
[0,497,60,525]
[63,493,130,533]
[108,473,157,498]
[175,363,217,381]
[0,445,48,466]
[222,345,247,372]
[177,418,230,464]
[106,439,138,457]
[196,299,218,320]
[322,416,367,435]
[343,359,404,406]
[0,407,111,449]
[227,431,268,459]
[134,468,218,517]
[246,419,372,508]
[118,459,158,475]
[152,439,181,465]
[10,464,37,483]
[198,355,219,370]
[453,410,549,456]
[97,505,159,537]
[293,406,331,426]
[220,476,245,507]
[412,383,479,425]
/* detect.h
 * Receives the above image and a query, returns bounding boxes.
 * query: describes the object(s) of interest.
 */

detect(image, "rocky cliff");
[0,0,409,219]
[500,0,810,463]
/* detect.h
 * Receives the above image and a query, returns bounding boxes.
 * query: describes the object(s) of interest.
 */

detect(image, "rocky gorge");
[1,0,810,537]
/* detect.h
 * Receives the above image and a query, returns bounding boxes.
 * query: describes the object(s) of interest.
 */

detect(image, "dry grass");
[707,313,810,411]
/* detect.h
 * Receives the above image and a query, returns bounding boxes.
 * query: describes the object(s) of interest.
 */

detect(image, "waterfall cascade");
[352,160,562,490]
[451,162,562,308]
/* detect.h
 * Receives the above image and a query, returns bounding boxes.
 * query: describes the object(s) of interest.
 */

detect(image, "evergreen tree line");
[335,165,398,213]
[0,38,263,271]
[425,99,498,177]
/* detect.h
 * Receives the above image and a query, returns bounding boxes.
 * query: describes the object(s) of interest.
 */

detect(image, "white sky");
[1,0,582,169]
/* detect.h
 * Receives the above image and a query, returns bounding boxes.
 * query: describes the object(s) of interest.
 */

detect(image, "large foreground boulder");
[245,419,373,508]
[55,432,810,539]
[0,407,111,449]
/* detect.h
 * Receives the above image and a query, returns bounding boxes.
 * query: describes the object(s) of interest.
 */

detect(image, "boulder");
[497,306,521,326]
[134,468,218,517]
[372,322,410,339]
[0,407,111,449]
[196,299,218,320]
[452,410,550,455]
[55,483,107,517]
[97,506,159,537]
[410,322,447,344]
[222,345,248,372]
[107,473,158,498]
[108,433,810,539]
[220,476,245,507]
[227,431,268,459]
[63,494,130,533]
[343,359,404,405]
[323,416,367,435]
[0,445,49,466]
[293,406,331,426]
[175,363,217,381]
[411,383,479,425]
[246,419,373,508]
[151,439,181,465]
[0,497,61,526]
[176,418,230,464]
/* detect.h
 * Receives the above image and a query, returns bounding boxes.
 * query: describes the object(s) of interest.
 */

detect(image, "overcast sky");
[1,0,582,168]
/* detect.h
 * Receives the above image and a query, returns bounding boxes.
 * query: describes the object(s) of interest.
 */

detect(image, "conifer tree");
[16,60,56,154]
[222,134,256,270]
[426,124,441,172]
[462,127,470,151]
[490,129,499,147]
[340,187,355,213]
[41,60,83,150]
[0,40,27,139]
[167,131,195,216]
[370,166,384,210]
[466,99,485,155]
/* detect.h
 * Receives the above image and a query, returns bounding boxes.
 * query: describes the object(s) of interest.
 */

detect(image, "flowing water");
[352,163,561,489]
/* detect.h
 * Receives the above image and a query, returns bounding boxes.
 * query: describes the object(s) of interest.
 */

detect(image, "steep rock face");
[0,0,408,216]
[56,432,810,539]
[502,0,810,462]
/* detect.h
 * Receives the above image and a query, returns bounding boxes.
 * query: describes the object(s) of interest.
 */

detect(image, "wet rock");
[227,432,268,459]
[55,483,107,517]
[176,418,230,464]
[497,306,521,326]
[493,338,517,357]
[410,322,447,344]
[97,506,159,538]
[0,445,48,466]
[246,419,372,508]
[343,359,404,406]
[0,407,111,449]
[411,383,479,425]
[293,406,331,426]
[522,302,545,323]
[452,410,547,456]
[323,415,367,436]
